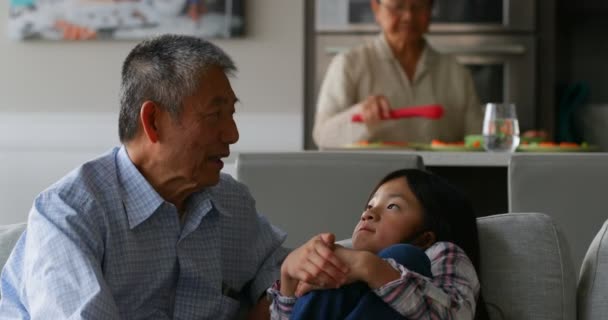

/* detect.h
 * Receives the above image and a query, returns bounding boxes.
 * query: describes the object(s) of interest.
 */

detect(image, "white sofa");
[577,218,608,320]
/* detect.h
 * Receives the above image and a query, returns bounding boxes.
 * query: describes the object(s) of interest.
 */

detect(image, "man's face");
[159,66,239,189]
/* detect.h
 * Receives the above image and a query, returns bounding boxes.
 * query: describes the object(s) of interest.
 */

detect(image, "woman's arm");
[313,54,370,148]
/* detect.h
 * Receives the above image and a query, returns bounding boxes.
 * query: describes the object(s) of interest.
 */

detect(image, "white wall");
[0,1,305,224]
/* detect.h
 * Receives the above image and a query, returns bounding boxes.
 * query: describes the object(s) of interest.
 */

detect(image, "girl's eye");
[366,204,373,210]
[387,203,400,210]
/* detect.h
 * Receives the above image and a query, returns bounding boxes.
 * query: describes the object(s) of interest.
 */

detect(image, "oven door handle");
[431,44,527,55]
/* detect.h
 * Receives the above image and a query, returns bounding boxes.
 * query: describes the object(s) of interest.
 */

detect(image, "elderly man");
[0,35,347,319]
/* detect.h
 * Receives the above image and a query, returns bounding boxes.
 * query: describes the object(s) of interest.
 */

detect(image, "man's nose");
[222,118,239,144]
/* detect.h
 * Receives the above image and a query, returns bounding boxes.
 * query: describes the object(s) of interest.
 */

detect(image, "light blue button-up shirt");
[0,146,288,319]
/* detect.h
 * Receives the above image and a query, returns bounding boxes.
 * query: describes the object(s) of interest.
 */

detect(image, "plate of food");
[420,139,483,152]
[343,141,415,149]
[517,142,600,152]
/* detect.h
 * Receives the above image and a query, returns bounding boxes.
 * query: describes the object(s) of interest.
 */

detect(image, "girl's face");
[352,177,426,253]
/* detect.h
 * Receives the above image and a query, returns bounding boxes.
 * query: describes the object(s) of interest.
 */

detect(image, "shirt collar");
[116,146,165,229]
[117,147,232,229]
[188,180,233,218]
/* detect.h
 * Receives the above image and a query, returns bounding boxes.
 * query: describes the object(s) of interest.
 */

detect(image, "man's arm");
[246,296,271,320]
[0,192,121,318]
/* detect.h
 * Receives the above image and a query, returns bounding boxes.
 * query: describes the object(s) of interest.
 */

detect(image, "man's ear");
[370,0,380,14]
[413,231,437,250]
[140,101,160,143]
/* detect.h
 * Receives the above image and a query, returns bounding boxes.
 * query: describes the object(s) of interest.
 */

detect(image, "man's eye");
[206,112,220,120]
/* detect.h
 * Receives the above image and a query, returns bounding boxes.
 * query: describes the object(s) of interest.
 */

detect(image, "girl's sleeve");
[267,281,298,320]
[373,242,480,319]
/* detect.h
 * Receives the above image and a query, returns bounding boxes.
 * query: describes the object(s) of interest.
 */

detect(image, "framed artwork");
[8,0,244,40]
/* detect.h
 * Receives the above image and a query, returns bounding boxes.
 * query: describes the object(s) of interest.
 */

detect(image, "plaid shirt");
[268,241,479,319]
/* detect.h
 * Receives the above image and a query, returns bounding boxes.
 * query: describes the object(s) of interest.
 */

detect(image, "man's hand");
[279,233,348,296]
[246,296,270,320]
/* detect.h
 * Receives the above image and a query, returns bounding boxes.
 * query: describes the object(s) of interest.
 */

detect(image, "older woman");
[313,0,483,148]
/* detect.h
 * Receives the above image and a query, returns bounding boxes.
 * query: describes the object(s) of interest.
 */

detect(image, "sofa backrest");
[577,218,608,320]
[478,213,576,320]
[235,151,423,247]
[509,154,608,271]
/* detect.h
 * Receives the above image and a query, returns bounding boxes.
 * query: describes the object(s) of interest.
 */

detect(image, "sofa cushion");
[577,219,608,320]
[478,213,576,320]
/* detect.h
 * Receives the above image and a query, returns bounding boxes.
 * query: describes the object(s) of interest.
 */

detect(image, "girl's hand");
[332,246,367,282]
[333,247,401,289]
[293,246,369,296]
[280,233,349,296]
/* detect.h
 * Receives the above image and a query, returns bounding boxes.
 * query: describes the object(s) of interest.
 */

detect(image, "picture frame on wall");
[8,0,244,40]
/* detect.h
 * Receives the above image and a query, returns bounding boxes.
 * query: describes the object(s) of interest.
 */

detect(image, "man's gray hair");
[118,34,237,142]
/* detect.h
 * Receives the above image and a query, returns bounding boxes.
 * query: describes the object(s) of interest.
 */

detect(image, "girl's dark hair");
[367,168,489,320]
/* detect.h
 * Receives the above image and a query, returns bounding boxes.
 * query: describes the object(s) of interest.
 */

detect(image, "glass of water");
[482,103,520,152]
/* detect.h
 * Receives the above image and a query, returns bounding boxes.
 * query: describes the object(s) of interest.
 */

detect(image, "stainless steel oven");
[316,0,535,32]
[313,33,536,130]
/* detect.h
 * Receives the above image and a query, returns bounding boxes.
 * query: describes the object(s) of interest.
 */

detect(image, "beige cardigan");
[313,34,483,148]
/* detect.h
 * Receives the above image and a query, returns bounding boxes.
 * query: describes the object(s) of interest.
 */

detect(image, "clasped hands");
[279,233,372,297]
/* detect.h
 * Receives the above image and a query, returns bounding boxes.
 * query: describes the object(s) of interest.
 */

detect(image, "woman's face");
[352,177,426,253]
[372,0,432,47]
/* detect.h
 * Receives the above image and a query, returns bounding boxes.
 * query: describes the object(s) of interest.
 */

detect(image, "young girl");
[268,169,489,320]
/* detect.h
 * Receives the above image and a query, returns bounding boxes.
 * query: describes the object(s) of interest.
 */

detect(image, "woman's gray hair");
[118,34,237,142]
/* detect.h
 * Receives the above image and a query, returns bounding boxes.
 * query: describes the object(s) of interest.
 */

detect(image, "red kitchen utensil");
[351,104,444,122]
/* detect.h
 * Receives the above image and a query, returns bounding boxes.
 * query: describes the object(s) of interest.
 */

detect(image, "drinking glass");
[482,103,520,152]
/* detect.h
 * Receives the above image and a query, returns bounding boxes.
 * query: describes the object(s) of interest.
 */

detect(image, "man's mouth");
[208,153,229,168]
